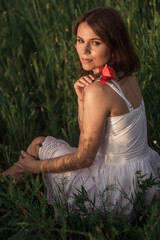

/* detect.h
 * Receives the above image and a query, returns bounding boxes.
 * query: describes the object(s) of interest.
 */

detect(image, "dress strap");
[95,79,133,111]
[106,80,133,111]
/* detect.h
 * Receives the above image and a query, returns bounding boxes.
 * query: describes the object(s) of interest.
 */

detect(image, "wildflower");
[18,205,28,216]
[153,140,160,148]
[46,3,50,9]
[65,28,69,32]
[55,36,58,43]
[15,87,18,92]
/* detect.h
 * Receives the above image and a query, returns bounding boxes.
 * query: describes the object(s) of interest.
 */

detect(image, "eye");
[92,41,100,46]
[77,39,83,43]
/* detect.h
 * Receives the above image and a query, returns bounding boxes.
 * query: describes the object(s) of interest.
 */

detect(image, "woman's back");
[96,78,148,163]
[93,75,143,118]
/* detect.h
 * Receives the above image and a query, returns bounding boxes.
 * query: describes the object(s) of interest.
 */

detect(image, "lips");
[81,58,93,63]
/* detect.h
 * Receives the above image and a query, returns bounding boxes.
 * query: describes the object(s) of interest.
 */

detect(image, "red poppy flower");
[18,205,28,216]
[99,64,115,84]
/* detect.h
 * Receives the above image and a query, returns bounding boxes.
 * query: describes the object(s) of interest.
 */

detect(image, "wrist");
[39,160,45,173]
[78,97,84,103]
[39,159,51,173]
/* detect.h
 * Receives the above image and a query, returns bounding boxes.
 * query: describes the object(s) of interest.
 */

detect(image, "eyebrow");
[77,36,101,41]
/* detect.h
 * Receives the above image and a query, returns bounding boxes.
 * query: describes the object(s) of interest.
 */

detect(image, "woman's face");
[76,22,111,74]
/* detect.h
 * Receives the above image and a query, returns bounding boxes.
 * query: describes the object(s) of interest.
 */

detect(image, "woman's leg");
[26,136,46,159]
[2,136,46,177]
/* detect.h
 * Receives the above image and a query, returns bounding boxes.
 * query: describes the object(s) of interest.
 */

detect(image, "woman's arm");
[74,75,95,132]
[15,83,110,174]
[78,98,84,132]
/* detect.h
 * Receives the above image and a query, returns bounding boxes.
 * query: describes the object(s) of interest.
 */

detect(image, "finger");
[21,150,28,157]
[78,77,90,86]
[14,162,23,168]
[77,80,87,86]
[74,81,86,88]
[19,155,23,161]
[81,76,92,84]
[87,75,95,81]
[81,75,95,84]
[88,74,95,81]
[14,164,27,174]
[83,75,95,81]
[14,162,27,172]
[17,169,25,173]
[74,76,93,90]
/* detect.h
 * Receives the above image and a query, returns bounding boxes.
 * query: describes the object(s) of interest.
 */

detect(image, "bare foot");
[2,165,20,176]
[2,165,25,183]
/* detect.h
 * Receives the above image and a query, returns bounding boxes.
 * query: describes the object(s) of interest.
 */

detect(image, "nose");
[82,43,91,54]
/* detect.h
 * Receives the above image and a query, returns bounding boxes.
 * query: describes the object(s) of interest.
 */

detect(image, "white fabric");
[39,80,160,215]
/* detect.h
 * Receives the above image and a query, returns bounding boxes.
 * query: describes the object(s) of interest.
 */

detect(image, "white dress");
[39,80,160,215]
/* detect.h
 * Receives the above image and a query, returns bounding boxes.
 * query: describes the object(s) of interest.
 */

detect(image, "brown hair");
[73,7,140,77]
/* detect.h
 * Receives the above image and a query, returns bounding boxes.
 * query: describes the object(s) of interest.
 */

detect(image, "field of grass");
[0,0,160,239]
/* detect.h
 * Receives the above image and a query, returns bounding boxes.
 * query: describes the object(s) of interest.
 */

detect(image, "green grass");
[0,0,160,239]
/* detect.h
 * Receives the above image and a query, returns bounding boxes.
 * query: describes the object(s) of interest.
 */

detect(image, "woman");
[3,7,160,215]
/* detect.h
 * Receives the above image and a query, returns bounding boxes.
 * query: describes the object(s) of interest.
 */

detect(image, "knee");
[31,136,46,146]
[27,136,46,158]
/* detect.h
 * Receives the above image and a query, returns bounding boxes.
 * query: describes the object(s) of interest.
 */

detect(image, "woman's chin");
[82,66,93,72]
[81,63,100,73]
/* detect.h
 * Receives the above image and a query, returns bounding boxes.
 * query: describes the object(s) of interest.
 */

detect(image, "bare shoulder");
[84,81,110,99]
[83,81,112,115]
[83,81,108,111]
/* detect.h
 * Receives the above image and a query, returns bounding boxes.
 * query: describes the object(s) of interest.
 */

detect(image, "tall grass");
[0,0,160,239]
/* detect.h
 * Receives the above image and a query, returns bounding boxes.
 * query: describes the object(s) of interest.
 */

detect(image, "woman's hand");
[14,151,41,174]
[74,75,95,101]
